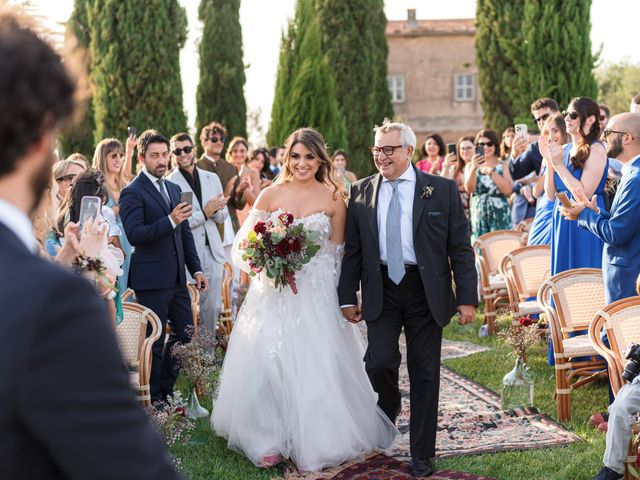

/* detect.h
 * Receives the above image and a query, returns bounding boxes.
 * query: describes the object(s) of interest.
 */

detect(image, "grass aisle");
[173,317,611,480]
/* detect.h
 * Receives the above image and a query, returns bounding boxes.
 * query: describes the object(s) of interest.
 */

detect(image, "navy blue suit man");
[560,113,640,304]
[120,130,209,403]
[509,98,560,180]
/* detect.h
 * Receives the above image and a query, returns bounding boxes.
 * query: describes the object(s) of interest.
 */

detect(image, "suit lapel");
[412,166,430,235]
[366,174,382,250]
[139,173,171,214]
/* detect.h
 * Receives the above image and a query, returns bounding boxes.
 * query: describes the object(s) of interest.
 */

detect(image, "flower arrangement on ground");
[240,211,321,294]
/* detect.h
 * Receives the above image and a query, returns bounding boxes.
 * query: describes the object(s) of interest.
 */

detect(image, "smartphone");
[127,126,137,137]
[180,191,193,206]
[515,123,528,139]
[447,143,457,155]
[78,196,101,238]
[475,144,485,157]
[555,192,572,208]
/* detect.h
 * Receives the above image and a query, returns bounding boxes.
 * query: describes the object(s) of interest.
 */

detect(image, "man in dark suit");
[338,119,477,478]
[0,9,179,478]
[120,130,209,403]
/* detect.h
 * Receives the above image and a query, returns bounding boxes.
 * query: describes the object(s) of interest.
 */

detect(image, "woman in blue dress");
[92,138,132,293]
[527,114,569,246]
[541,97,608,364]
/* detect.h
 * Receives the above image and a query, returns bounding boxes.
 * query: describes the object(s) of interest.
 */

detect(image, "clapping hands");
[539,134,564,169]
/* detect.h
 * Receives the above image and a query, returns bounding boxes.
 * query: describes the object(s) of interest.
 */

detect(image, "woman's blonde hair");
[275,128,342,198]
[52,158,85,180]
[225,136,249,165]
[92,138,126,197]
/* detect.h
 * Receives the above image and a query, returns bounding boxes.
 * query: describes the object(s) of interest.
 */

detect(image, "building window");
[454,74,475,102]
[388,75,405,103]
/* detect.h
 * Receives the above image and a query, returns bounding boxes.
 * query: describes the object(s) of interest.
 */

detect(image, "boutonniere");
[421,185,434,199]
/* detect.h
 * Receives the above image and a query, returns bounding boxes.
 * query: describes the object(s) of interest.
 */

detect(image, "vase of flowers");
[498,314,540,410]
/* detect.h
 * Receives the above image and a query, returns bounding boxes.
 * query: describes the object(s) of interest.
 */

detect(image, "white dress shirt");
[377,164,417,264]
[621,154,640,178]
[142,168,176,229]
[0,199,37,253]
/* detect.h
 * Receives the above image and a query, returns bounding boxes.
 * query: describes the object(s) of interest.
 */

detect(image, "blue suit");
[120,171,202,401]
[578,158,640,304]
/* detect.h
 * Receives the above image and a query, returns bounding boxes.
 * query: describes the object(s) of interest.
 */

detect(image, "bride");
[211,128,398,472]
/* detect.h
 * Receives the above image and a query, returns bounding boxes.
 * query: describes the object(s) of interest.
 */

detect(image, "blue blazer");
[120,172,202,291]
[578,159,640,303]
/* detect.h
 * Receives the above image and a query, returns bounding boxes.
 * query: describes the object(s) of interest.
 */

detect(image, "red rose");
[290,237,302,253]
[254,221,267,234]
[278,212,294,226]
[175,407,187,417]
[519,316,534,327]
[275,239,292,256]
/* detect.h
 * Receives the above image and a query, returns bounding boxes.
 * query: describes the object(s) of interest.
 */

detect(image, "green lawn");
[171,316,611,480]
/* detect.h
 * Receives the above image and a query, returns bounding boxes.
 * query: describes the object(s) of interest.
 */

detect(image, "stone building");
[386,9,484,148]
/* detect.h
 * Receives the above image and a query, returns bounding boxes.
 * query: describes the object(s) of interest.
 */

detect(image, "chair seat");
[488,273,506,290]
[561,335,599,358]
[519,300,542,316]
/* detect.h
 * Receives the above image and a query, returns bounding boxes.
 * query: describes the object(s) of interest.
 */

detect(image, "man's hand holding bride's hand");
[341,305,363,324]
[457,305,475,325]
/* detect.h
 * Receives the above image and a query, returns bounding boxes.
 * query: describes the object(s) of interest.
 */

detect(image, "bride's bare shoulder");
[253,183,289,211]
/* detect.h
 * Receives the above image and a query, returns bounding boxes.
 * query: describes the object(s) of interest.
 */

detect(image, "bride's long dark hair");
[275,128,343,199]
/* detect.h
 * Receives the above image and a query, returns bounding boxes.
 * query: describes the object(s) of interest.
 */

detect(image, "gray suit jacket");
[337,166,478,327]
[167,167,228,265]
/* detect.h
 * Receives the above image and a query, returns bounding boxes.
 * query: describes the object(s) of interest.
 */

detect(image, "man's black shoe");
[411,458,434,478]
[592,466,623,480]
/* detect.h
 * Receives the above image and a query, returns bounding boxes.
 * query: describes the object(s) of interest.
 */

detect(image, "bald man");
[560,112,640,304]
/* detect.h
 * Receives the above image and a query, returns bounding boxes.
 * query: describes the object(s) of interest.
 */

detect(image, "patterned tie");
[386,179,405,285]
[157,178,171,209]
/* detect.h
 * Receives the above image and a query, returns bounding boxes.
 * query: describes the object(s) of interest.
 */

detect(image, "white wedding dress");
[211,209,398,472]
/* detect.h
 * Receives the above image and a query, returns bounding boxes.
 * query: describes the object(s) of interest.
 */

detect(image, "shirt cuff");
[168,215,177,229]
[193,271,203,277]
[340,304,356,308]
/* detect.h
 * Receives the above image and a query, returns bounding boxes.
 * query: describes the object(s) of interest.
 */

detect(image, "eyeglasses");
[208,136,226,144]
[172,146,194,156]
[56,173,77,182]
[476,142,494,147]
[534,113,550,124]
[602,129,631,140]
[562,110,579,120]
[370,145,404,156]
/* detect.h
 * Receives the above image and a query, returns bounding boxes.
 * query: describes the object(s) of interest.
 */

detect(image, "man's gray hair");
[373,118,417,150]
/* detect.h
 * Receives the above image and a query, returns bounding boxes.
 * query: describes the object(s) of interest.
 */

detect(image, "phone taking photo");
[127,126,137,137]
[180,191,193,206]
[475,144,485,157]
[447,143,457,155]
[515,123,528,140]
[78,196,101,238]
[555,192,572,208]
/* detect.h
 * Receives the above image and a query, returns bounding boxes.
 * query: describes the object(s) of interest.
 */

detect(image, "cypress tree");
[59,0,95,158]
[196,0,247,141]
[88,0,188,144]
[267,21,296,147]
[267,0,346,153]
[316,0,392,177]
[518,0,598,115]
[475,0,525,132]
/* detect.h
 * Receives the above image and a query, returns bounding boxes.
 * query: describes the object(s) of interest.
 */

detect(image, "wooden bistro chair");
[515,217,534,244]
[537,268,607,421]
[186,283,201,334]
[121,288,135,302]
[589,296,640,480]
[217,262,234,338]
[115,303,162,407]
[473,230,525,334]
[499,245,551,320]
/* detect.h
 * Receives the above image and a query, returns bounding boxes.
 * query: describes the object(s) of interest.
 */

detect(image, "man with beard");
[560,112,640,304]
[167,132,228,332]
[120,130,208,403]
[0,7,180,479]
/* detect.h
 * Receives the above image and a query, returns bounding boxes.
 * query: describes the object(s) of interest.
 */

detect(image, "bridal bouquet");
[240,211,320,293]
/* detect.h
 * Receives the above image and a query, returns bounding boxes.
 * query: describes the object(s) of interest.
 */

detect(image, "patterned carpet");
[281,336,581,479]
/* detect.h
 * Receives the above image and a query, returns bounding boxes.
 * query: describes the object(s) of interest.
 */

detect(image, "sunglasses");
[172,146,194,156]
[476,142,494,147]
[534,113,550,124]
[208,136,226,144]
[562,110,579,120]
[56,173,77,182]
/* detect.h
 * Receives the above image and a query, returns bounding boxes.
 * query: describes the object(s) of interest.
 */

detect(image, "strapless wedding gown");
[211,209,398,472]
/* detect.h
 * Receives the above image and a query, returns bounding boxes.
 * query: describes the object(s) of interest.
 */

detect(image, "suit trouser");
[364,267,442,460]
[604,382,640,473]
[136,284,193,402]
[198,248,223,333]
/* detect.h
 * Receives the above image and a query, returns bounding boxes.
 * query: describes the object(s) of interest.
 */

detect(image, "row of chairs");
[114,262,236,407]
